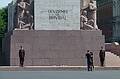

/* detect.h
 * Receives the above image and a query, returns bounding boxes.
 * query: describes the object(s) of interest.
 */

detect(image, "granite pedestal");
[2,30,105,66]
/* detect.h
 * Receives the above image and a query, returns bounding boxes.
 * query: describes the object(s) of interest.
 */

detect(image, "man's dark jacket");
[19,49,25,58]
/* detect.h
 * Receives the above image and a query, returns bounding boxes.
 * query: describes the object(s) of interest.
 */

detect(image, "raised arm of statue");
[18,1,30,10]
[25,2,30,6]
[89,4,96,11]
[88,0,97,11]
[18,2,26,9]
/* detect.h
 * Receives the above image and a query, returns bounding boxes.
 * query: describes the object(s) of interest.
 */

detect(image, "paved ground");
[0,70,120,79]
[0,66,120,79]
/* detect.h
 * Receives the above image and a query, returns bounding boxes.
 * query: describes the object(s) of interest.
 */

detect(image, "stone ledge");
[0,66,120,71]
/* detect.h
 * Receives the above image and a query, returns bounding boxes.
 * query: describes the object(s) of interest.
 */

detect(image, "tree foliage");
[0,7,8,49]
[0,7,8,37]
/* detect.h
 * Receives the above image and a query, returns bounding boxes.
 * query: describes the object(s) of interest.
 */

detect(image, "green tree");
[0,7,8,51]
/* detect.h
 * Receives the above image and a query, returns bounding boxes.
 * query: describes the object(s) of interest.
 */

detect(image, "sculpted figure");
[80,10,94,30]
[80,0,99,30]
[87,0,98,29]
[18,0,30,18]
[17,0,33,30]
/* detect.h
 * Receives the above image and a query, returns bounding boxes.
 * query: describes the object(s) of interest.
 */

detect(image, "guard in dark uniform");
[19,46,25,67]
[90,52,94,70]
[86,50,92,71]
[99,47,105,67]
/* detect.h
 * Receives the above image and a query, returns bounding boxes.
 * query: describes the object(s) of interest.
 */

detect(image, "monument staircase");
[105,52,120,66]
[105,43,120,57]
[105,43,120,66]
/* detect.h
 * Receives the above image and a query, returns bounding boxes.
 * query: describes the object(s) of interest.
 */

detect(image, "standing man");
[85,50,92,71]
[99,47,105,67]
[90,52,94,70]
[19,46,25,67]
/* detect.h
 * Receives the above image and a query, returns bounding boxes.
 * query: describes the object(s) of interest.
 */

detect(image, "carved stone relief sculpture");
[17,0,33,30]
[80,0,99,30]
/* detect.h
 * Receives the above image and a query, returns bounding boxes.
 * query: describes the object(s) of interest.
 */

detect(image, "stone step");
[12,30,103,36]
[0,66,120,71]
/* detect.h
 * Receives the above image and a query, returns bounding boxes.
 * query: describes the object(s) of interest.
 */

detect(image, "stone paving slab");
[1,70,120,79]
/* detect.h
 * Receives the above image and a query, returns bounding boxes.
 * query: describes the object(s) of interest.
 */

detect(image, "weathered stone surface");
[3,30,104,66]
[34,0,80,30]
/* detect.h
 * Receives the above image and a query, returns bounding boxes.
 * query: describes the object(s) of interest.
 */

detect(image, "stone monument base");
[2,30,105,66]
